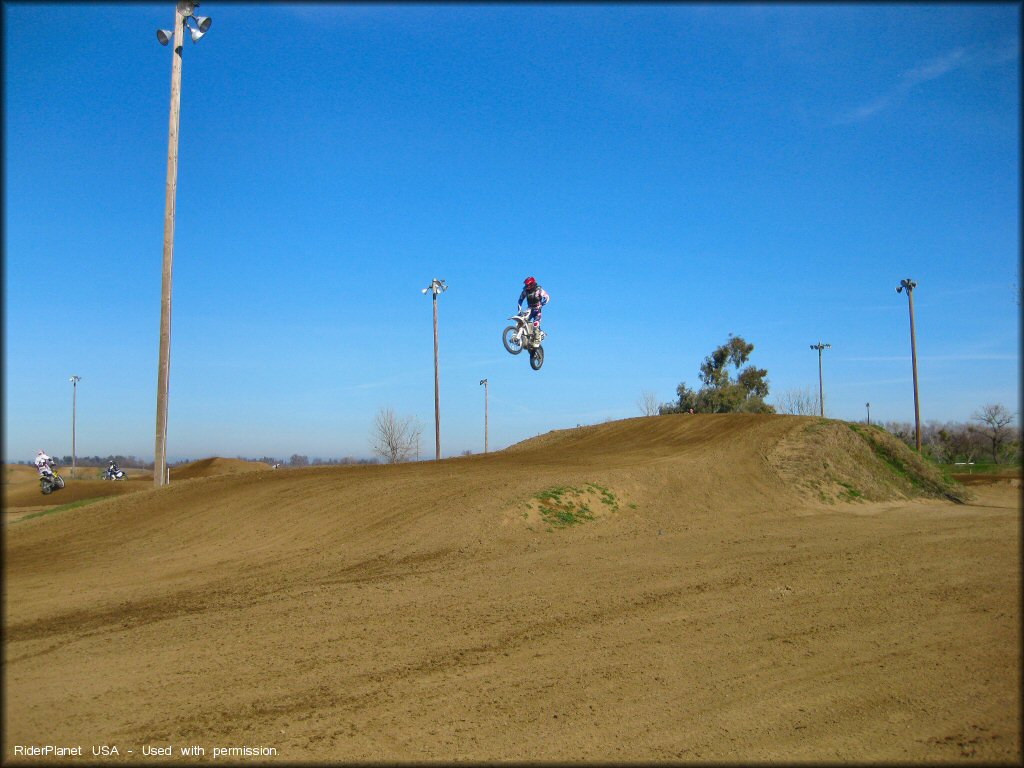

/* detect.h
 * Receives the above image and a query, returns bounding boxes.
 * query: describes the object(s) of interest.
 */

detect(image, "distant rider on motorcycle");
[106,460,121,479]
[35,450,55,477]
[517,276,550,344]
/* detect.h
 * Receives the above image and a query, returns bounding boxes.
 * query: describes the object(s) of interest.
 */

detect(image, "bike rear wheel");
[530,345,544,370]
[502,326,524,355]
[55,475,65,489]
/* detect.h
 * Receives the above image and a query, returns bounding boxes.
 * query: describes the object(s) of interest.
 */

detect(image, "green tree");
[661,334,775,414]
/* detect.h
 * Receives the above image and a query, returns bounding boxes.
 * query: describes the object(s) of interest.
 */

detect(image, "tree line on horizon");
[13,454,382,469]
[16,334,1017,469]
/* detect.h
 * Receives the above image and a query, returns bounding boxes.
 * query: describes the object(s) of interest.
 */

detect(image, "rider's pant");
[528,306,542,329]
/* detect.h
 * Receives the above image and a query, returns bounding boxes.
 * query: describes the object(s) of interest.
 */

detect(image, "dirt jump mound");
[3,415,1015,763]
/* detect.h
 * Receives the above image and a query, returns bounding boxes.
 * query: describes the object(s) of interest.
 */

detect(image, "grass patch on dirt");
[847,423,966,503]
[14,497,106,523]
[940,462,1021,477]
[837,481,863,502]
[527,483,622,530]
[768,419,967,505]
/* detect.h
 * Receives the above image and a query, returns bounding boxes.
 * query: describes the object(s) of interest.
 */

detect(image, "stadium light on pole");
[70,376,81,479]
[422,278,447,460]
[810,343,831,417]
[479,378,488,454]
[153,1,212,488]
[896,278,921,451]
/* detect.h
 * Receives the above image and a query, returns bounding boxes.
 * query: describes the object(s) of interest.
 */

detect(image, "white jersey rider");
[34,450,54,477]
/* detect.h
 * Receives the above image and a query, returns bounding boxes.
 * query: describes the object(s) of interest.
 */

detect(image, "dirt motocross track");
[4,415,1020,762]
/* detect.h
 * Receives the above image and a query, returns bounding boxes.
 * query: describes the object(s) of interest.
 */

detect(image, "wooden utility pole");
[423,278,447,461]
[70,376,81,479]
[480,378,488,453]
[810,343,831,417]
[432,290,440,460]
[154,3,185,488]
[866,402,871,426]
[898,278,921,451]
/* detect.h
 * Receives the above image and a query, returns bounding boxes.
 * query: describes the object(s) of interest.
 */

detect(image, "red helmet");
[524,276,537,289]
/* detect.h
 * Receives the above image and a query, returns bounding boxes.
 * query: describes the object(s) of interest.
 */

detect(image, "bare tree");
[970,403,1017,464]
[774,387,819,416]
[637,390,660,416]
[370,408,423,464]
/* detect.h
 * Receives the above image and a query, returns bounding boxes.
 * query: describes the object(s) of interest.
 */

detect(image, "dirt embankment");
[3,414,1018,763]
[168,457,272,481]
[2,457,271,512]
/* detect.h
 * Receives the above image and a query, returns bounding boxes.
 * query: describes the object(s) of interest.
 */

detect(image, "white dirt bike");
[502,310,546,371]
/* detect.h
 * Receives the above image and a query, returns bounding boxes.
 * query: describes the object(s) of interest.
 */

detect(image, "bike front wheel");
[502,326,524,355]
[529,345,544,370]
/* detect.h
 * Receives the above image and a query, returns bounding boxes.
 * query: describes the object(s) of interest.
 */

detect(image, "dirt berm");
[4,414,1018,762]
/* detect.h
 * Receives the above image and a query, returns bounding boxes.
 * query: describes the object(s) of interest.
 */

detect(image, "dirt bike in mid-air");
[38,462,65,495]
[502,310,546,371]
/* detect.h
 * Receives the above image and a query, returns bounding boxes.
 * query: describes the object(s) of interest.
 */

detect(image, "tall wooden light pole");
[866,402,871,426]
[423,278,448,460]
[153,1,211,487]
[70,376,81,479]
[810,343,831,417]
[897,278,921,451]
[479,378,488,454]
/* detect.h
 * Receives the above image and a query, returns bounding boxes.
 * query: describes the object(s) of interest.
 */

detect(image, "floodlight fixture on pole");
[479,378,489,454]
[866,402,871,426]
[896,278,922,451]
[157,2,211,45]
[423,278,448,460]
[809,343,831,417]
[153,0,212,488]
[70,376,81,479]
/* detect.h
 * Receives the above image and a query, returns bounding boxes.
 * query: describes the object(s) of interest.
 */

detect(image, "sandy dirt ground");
[3,415,1019,763]
[2,459,270,522]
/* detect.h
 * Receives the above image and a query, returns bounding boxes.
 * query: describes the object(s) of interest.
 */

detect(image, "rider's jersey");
[518,285,550,310]
[34,453,51,469]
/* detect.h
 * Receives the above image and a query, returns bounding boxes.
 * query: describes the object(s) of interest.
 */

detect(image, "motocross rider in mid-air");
[518,276,550,346]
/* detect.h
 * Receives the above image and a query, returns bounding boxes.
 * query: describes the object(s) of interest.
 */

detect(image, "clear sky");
[4,3,1020,463]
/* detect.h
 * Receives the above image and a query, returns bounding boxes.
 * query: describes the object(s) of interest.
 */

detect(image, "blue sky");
[4,3,1020,462]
